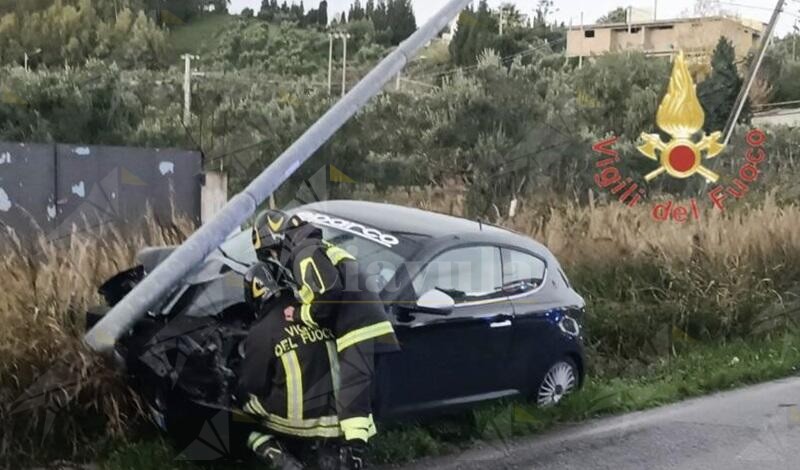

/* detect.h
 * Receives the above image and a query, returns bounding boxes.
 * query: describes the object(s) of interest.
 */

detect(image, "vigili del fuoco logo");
[591,51,768,223]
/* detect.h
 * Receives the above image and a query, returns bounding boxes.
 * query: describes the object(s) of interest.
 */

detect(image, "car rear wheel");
[536,358,578,406]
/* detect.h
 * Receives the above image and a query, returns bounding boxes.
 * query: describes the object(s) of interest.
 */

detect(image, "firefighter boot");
[338,441,366,470]
[249,432,305,470]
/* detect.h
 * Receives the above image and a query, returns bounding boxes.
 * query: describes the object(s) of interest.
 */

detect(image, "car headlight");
[559,315,581,337]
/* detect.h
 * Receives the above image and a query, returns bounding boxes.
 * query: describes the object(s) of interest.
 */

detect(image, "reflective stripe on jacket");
[239,298,343,439]
[291,240,399,353]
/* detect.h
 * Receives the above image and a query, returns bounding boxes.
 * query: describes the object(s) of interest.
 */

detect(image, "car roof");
[298,200,554,260]
[300,200,502,237]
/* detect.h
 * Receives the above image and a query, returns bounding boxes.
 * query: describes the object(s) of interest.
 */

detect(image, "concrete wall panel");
[1,141,201,246]
[0,142,57,245]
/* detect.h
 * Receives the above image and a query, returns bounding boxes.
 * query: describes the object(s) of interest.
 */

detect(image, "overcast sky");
[229,1,795,35]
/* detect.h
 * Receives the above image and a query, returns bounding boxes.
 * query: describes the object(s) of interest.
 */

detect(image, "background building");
[752,107,800,127]
[567,16,765,60]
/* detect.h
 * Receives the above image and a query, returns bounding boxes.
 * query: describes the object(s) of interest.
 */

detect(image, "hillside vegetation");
[0,0,168,68]
[169,13,238,57]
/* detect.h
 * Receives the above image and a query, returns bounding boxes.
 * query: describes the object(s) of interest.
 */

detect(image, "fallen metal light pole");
[84,0,472,355]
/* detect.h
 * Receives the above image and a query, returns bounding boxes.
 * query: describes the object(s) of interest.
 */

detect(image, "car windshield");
[219,225,408,289]
[218,229,257,265]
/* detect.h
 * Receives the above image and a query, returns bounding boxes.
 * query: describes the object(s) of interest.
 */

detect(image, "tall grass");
[530,196,800,375]
[0,216,191,464]
[2,193,799,464]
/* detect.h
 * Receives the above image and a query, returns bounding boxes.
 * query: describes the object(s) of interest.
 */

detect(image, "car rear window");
[502,249,547,292]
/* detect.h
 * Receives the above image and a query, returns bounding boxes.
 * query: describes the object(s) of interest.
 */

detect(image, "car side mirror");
[416,289,455,315]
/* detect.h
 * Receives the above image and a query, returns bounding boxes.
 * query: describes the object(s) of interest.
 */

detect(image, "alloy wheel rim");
[537,361,576,406]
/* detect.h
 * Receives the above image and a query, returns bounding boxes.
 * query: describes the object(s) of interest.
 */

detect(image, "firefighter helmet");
[243,262,279,314]
[251,209,304,259]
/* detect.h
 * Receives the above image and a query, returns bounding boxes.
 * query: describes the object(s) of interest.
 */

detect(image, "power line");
[201,34,746,170]
[206,138,274,165]
[205,41,567,165]
[191,70,328,88]
[718,1,783,11]
[398,77,439,89]
[718,0,800,18]
[410,37,567,81]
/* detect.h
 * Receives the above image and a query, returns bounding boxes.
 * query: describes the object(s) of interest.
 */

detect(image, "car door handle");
[490,320,512,328]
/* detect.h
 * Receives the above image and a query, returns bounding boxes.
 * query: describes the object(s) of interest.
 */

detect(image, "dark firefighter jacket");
[239,297,343,439]
[283,228,400,355]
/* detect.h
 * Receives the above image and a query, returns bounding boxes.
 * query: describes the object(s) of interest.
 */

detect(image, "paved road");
[396,377,800,470]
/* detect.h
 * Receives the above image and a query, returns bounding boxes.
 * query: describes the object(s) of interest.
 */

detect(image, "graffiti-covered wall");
[0,142,202,244]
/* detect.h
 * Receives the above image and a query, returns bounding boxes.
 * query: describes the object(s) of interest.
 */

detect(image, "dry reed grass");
[0,214,192,463]
[380,187,800,272]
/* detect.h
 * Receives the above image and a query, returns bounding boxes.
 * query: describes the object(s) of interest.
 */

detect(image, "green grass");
[96,333,800,469]
[102,439,190,470]
[169,14,238,58]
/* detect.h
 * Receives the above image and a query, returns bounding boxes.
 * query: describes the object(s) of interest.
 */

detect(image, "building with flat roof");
[752,107,800,127]
[566,16,764,60]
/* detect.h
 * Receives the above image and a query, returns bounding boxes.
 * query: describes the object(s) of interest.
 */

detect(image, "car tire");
[535,358,578,407]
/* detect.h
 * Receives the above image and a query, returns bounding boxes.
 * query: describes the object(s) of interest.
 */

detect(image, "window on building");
[584,30,595,38]
[612,27,641,34]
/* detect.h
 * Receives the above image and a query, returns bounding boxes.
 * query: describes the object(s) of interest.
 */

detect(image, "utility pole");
[329,32,351,97]
[579,11,584,69]
[653,0,657,21]
[627,6,632,34]
[722,0,784,146]
[327,33,334,95]
[566,17,572,66]
[182,54,200,127]
[499,7,505,35]
[341,33,351,98]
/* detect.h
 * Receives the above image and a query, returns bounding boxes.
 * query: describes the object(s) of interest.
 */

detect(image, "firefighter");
[252,209,400,470]
[239,261,342,470]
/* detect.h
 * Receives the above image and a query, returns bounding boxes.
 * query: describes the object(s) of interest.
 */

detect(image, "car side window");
[502,249,547,294]
[413,246,504,304]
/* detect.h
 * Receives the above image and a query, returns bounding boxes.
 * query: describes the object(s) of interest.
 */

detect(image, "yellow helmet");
[251,209,304,259]
[243,262,278,313]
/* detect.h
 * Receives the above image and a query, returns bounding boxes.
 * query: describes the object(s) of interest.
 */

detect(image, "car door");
[382,245,516,415]
[501,248,562,392]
